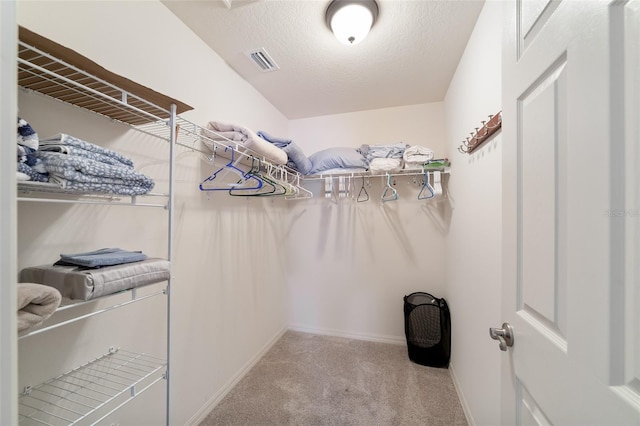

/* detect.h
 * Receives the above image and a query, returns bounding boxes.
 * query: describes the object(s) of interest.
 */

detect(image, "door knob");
[489,322,514,351]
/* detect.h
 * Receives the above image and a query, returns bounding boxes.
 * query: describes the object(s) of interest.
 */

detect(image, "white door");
[501,0,640,424]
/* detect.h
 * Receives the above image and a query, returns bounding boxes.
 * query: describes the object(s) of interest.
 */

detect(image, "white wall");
[16,1,290,425]
[287,103,451,342]
[442,1,503,425]
[290,102,446,153]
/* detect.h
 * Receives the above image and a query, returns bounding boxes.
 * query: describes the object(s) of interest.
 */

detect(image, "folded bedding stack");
[16,117,49,182]
[203,121,288,166]
[358,142,407,173]
[17,283,62,332]
[19,248,171,301]
[34,134,155,195]
[201,121,444,177]
[403,145,435,170]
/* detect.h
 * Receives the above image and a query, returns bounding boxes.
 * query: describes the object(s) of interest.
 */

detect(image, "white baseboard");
[449,363,475,426]
[287,323,406,346]
[184,326,288,426]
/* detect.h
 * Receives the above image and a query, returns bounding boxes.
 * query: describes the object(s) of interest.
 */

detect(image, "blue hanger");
[418,171,435,200]
[199,146,263,192]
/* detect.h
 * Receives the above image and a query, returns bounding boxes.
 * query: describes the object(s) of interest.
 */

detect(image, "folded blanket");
[48,175,153,196]
[358,142,407,165]
[403,145,434,163]
[58,248,147,268]
[203,121,287,165]
[203,121,260,146]
[39,134,134,168]
[25,152,46,173]
[35,151,154,190]
[20,258,170,300]
[39,144,134,168]
[204,130,245,142]
[257,130,292,148]
[17,145,45,168]
[17,117,39,150]
[369,158,402,173]
[17,162,49,182]
[17,283,62,332]
[16,118,45,181]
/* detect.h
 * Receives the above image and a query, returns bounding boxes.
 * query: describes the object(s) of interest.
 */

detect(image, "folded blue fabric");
[257,131,292,148]
[39,134,134,168]
[282,141,312,175]
[17,117,39,150]
[35,151,155,189]
[58,248,147,268]
[17,162,49,182]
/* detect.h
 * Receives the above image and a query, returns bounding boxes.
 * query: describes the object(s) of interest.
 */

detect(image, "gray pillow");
[309,147,367,174]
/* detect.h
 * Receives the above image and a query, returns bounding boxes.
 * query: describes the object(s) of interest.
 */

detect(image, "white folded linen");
[369,158,402,173]
[17,283,62,332]
[203,121,287,165]
[403,145,434,164]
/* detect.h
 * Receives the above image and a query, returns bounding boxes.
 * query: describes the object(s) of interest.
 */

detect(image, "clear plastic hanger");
[285,174,313,200]
[381,174,398,203]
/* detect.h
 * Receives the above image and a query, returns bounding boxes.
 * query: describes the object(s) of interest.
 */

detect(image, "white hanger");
[432,171,443,196]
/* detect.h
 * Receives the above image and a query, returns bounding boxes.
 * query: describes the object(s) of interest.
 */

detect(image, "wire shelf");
[303,167,451,181]
[18,287,167,340]
[17,182,169,208]
[18,26,191,128]
[18,349,166,426]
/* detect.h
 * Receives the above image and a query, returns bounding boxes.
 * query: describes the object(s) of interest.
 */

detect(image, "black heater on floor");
[403,292,451,368]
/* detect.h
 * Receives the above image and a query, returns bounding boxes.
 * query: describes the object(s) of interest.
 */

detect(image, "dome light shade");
[326,0,379,45]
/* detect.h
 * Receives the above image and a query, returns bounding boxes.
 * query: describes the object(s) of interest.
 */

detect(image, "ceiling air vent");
[247,48,279,72]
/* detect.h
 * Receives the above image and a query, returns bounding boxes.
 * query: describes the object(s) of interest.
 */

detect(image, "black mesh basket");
[403,292,451,368]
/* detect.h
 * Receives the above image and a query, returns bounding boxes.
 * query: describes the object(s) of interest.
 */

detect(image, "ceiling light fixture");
[325,0,379,46]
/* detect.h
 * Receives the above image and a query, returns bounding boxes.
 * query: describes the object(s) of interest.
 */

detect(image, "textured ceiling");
[163,0,484,119]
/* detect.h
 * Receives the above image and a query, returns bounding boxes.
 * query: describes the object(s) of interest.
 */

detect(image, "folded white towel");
[403,145,434,162]
[17,283,62,332]
[369,158,402,173]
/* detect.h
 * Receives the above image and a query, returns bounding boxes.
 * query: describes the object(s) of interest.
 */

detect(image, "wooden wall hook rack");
[458,111,502,154]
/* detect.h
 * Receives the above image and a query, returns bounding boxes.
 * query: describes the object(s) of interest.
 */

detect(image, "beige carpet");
[200,330,467,426]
